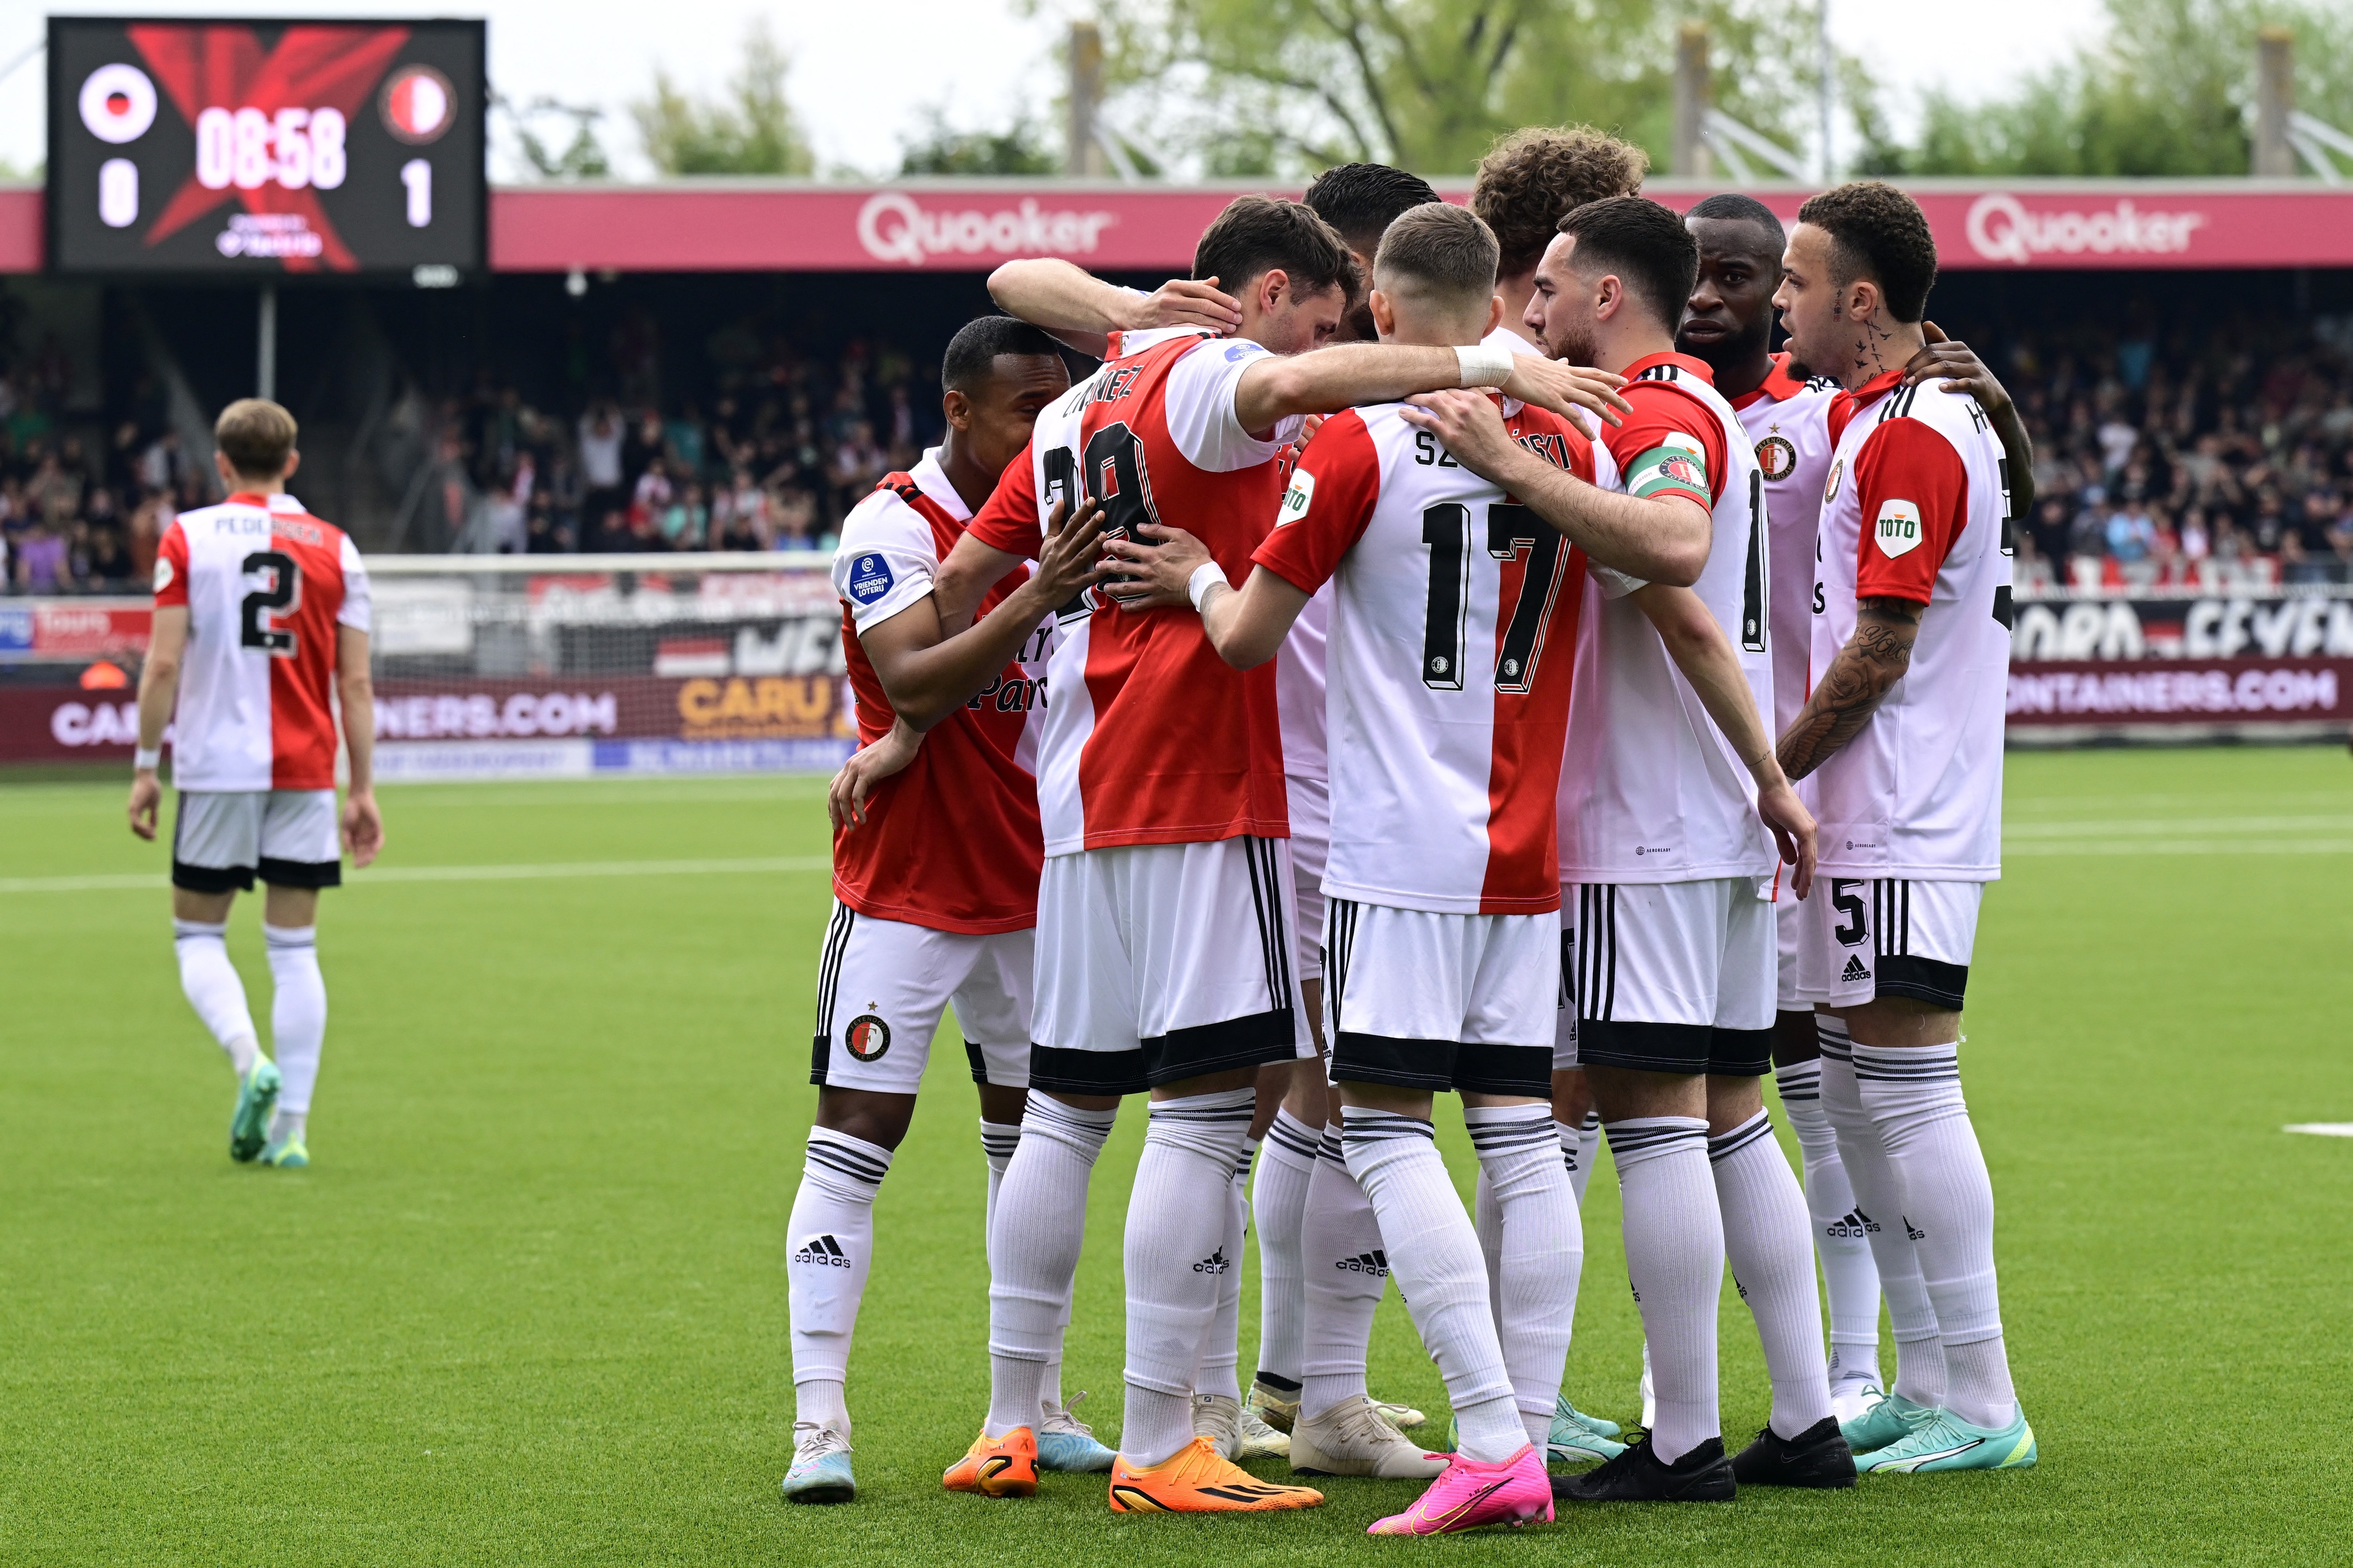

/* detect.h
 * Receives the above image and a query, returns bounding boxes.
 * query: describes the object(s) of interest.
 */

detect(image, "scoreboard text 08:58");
[46,16,486,279]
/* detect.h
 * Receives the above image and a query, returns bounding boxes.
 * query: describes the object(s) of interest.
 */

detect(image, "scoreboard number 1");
[401,159,432,228]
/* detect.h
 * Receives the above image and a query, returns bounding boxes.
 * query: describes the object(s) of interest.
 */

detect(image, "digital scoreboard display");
[46,16,485,279]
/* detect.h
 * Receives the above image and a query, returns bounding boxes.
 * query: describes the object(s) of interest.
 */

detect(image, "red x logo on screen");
[131,23,412,272]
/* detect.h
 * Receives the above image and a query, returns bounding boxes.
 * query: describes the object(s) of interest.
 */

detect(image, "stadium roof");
[4,178,2349,276]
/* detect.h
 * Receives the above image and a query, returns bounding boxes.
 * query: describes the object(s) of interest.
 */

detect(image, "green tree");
[633,21,815,176]
[1858,0,2353,176]
[499,96,613,181]
[899,109,1060,175]
[1081,0,1842,176]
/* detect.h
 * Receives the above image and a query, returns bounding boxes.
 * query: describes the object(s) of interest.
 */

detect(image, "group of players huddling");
[785,128,2037,1532]
[116,123,2034,1539]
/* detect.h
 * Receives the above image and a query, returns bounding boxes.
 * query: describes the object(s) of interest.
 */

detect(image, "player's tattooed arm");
[1775,597,1924,780]
[1905,322,2037,518]
[1399,391,1708,586]
[986,259,1241,358]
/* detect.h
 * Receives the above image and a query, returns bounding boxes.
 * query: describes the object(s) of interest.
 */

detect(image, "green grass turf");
[1,747,2348,1565]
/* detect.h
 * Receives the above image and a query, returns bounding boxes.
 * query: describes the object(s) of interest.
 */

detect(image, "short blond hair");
[1374,203,1501,315]
[215,398,298,479]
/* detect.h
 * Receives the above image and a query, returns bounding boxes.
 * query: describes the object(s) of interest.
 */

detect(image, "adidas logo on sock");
[1828,1209,1879,1239]
[1334,1250,1389,1277]
[1903,1215,1926,1241]
[1841,955,1871,983]
[792,1234,852,1269]
[1193,1247,1232,1275]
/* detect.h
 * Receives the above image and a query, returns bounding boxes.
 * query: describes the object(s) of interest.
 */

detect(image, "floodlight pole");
[257,283,278,402]
[1817,0,1834,183]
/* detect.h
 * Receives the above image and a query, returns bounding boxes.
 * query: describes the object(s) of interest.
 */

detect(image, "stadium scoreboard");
[46,16,486,280]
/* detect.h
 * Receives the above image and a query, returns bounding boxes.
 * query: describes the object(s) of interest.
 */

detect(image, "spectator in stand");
[660,482,708,549]
[577,403,625,542]
[15,519,66,591]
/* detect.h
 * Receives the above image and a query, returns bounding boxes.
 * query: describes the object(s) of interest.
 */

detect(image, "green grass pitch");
[1,746,2348,1565]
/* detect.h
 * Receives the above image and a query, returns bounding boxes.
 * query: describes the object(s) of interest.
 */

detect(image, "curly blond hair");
[1471,126,1649,278]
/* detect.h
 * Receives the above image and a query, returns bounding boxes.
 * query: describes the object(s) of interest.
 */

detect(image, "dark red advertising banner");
[2007,656,2351,729]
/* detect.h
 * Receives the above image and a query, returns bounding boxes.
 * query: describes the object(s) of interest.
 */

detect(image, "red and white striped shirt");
[153,492,369,792]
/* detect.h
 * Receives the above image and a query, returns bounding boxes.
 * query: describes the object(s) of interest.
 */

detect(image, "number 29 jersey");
[968,326,1304,857]
[1252,399,1594,915]
[153,491,371,793]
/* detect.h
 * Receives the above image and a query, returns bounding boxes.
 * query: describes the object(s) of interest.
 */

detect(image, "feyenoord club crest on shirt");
[1756,433,1798,481]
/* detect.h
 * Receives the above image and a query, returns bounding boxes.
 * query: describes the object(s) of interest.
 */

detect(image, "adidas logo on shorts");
[793,1233,852,1269]
[1334,1250,1389,1277]
[1192,1247,1233,1275]
[1841,954,1871,983]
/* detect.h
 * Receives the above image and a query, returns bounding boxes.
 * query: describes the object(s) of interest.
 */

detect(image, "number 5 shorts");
[1323,898,1558,1098]
[1796,876,1984,1012]
[171,788,341,892]
[1559,878,1778,1076]
[1028,836,1313,1097]
[808,900,1035,1094]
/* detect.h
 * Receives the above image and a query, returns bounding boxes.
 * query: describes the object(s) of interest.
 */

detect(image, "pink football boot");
[1366,1443,1552,1536]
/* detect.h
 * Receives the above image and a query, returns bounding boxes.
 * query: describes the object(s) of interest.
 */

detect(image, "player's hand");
[128,772,161,841]
[1399,389,1526,481]
[829,719,920,832]
[342,789,385,869]
[1125,276,1242,336]
[1904,322,2011,415]
[1100,520,1215,613]
[1030,494,1114,608]
[1500,357,1630,433]
[1755,775,1817,900]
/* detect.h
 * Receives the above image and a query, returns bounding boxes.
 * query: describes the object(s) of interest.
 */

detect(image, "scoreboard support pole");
[256,285,278,403]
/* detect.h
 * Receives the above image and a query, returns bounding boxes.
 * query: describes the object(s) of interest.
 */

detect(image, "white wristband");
[1187,562,1228,613]
[1455,343,1515,388]
[134,746,162,771]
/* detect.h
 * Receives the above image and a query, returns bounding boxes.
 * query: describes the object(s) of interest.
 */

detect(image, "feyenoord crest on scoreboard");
[45,16,486,278]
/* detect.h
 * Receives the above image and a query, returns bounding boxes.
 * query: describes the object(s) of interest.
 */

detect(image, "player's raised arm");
[1400,389,1710,586]
[1233,342,1627,437]
[1629,583,1816,896]
[1907,322,2037,518]
[986,259,1242,358]
[1099,521,1309,670]
[126,603,189,840]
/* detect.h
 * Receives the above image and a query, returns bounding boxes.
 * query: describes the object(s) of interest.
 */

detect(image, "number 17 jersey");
[1252,399,1593,915]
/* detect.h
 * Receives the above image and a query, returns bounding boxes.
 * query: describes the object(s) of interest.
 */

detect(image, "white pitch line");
[2004,815,2353,838]
[2285,1123,2353,1138]
[0,855,831,894]
[2003,839,2353,856]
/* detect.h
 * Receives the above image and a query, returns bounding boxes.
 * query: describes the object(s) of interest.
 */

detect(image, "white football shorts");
[1288,770,1329,983]
[171,789,340,893]
[1562,877,1777,1076]
[1775,875,1805,1012]
[1029,836,1312,1096]
[809,901,1034,1094]
[1324,898,1557,1098]
[1797,876,1984,1011]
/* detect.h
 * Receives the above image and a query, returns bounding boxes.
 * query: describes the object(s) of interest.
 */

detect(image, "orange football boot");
[944,1427,1039,1497]
[1106,1436,1325,1513]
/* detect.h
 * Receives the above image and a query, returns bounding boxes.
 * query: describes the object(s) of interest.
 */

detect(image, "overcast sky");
[1,0,2112,182]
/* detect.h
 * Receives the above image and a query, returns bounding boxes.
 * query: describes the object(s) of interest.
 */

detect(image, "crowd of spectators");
[2002,313,2353,592]
[446,336,943,556]
[10,299,2353,592]
[0,366,204,596]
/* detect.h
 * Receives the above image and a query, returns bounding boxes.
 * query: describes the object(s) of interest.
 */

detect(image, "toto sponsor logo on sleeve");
[1965,193,2208,266]
[856,191,1119,268]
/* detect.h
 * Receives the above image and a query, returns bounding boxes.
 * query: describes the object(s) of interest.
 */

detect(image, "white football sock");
[1709,1110,1834,1439]
[1774,1060,1883,1386]
[1342,1107,1521,1463]
[786,1127,892,1427]
[987,1095,1116,1438]
[1607,1116,1721,1465]
[981,1118,1021,1240]
[1466,1104,1581,1444]
[1574,1112,1602,1208]
[1121,1089,1254,1466]
[1818,1017,1946,1407]
[172,919,259,1075]
[1191,1139,1253,1403]
[1473,1166,1504,1332]
[1299,1125,1383,1421]
[1251,1109,1319,1389]
[264,925,325,1116]
[1852,1041,2016,1430]
[267,1109,307,1146]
